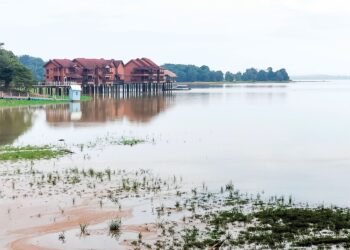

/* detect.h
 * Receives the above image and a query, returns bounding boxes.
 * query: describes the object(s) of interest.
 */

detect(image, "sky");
[1,0,350,75]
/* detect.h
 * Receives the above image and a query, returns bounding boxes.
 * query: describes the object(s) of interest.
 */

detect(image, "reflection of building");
[69,102,82,121]
[45,95,175,126]
[44,58,176,85]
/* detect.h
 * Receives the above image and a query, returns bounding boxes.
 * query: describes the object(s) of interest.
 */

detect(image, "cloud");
[1,0,350,74]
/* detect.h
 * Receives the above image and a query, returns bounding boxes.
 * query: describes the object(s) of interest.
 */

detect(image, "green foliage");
[0,44,35,89]
[0,99,68,107]
[0,95,91,108]
[254,207,350,234]
[162,64,224,82]
[0,145,71,161]
[19,55,45,81]
[225,67,290,82]
[109,218,122,232]
[119,138,145,146]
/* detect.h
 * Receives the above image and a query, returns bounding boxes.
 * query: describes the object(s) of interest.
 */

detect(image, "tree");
[267,67,275,81]
[234,72,242,81]
[275,68,289,81]
[229,67,290,82]
[257,70,267,81]
[225,71,234,82]
[19,55,45,81]
[215,71,224,81]
[0,46,35,89]
[242,68,258,81]
[162,63,224,82]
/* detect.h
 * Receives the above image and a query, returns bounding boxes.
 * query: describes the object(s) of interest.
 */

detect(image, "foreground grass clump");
[0,145,71,161]
[109,218,122,233]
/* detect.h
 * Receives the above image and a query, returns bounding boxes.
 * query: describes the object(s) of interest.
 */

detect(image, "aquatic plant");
[109,218,122,233]
[0,145,71,161]
[118,138,145,146]
[58,231,65,243]
[79,223,89,235]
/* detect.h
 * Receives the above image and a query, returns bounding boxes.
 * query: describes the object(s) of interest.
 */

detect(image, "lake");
[1,81,350,205]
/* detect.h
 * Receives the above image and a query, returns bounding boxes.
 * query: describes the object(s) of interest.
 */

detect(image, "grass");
[79,223,89,235]
[118,138,145,146]
[171,186,350,249]
[0,145,72,161]
[109,218,122,233]
[0,95,92,108]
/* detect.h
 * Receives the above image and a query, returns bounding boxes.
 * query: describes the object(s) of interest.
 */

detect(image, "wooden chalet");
[43,57,177,94]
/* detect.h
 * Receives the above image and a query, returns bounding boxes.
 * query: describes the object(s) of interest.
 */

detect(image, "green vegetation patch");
[0,95,92,107]
[118,138,145,146]
[196,200,350,248]
[240,207,350,248]
[0,99,67,107]
[0,145,72,161]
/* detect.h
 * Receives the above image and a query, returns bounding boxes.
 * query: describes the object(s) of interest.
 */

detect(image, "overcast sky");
[1,0,350,75]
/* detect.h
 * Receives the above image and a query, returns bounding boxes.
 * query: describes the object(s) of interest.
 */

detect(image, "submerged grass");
[0,145,71,161]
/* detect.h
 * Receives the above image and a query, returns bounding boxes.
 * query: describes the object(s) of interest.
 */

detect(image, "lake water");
[1,81,350,205]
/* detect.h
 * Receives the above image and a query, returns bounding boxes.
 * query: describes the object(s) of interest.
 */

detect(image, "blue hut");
[69,85,81,102]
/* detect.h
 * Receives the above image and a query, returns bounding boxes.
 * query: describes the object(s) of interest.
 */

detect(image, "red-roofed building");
[164,70,177,83]
[44,57,174,85]
[124,58,165,84]
[73,58,125,85]
[44,59,82,84]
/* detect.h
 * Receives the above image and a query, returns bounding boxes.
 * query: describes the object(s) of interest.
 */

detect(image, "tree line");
[225,67,290,82]
[0,43,35,89]
[162,64,290,82]
[162,64,224,82]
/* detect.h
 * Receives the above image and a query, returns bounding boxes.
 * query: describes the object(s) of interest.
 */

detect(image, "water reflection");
[46,94,175,126]
[69,102,82,121]
[0,108,35,145]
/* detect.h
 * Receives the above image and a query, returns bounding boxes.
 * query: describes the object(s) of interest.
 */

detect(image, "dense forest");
[0,43,35,89]
[19,55,45,81]
[225,67,290,82]
[162,64,224,82]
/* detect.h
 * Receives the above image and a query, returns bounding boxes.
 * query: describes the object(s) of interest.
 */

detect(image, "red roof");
[126,58,161,70]
[112,60,124,68]
[73,58,114,69]
[164,70,177,78]
[44,59,73,68]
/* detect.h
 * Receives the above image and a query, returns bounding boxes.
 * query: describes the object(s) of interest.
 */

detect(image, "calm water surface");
[1,81,350,205]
